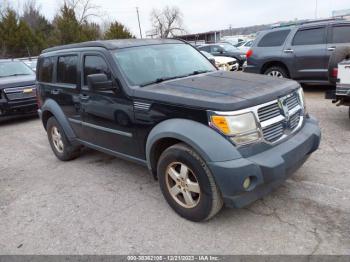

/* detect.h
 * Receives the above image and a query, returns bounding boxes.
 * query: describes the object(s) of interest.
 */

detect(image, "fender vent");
[134,101,151,111]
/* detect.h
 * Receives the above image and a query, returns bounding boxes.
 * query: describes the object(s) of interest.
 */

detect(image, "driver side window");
[83,55,111,86]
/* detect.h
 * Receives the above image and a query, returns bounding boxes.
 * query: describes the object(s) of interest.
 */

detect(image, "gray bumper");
[208,116,321,208]
[243,64,260,74]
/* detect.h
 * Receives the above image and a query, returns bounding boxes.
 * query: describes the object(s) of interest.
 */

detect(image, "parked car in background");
[244,19,350,85]
[201,51,239,71]
[19,57,38,72]
[37,39,320,221]
[0,59,37,117]
[198,43,246,68]
[236,40,254,52]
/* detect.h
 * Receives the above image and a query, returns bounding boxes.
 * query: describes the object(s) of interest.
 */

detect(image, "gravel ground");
[0,87,349,255]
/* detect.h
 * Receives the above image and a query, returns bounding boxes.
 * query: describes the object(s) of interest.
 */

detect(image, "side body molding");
[40,99,77,142]
[146,118,242,173]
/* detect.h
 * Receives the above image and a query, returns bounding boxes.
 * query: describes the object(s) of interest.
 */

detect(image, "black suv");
[0,60,37,117]
[37,39,321,221]
[244,19,350,84]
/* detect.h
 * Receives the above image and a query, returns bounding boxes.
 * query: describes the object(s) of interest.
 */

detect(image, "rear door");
[79,52,140,158]
[288,26,328,80]
[327,23,350,58]
[40,54,84,138]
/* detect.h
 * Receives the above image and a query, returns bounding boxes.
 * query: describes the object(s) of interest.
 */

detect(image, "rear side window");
[198,46,210,52]
[38,57,54,83]
[83,55,110,85]
[332,25,350,43]
[292,27,326,45]
[258,30,290,47]
[57,55,78,85]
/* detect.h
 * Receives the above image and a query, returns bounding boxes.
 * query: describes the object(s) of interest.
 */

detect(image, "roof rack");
[271,17,345,29]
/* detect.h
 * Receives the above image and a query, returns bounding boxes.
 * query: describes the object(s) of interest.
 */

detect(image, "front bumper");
[243,64,260,74]
[208,116,321,208]
[0,97,37,116]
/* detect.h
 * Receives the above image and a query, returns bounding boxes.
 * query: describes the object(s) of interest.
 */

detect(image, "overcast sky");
[10,0,350,37]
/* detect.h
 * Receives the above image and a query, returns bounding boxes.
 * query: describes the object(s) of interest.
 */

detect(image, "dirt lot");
[0,87,349,255]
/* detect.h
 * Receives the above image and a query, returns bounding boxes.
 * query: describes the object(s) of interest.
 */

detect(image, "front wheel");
[46,117,81,161]
[157,143,223,222]
[264,66,288,78]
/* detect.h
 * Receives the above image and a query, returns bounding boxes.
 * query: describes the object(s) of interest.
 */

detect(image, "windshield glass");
[113,43,216,86]
[220,43,238,52]
[0,61,34,78]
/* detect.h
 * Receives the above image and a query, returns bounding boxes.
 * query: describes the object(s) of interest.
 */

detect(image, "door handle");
[284,49,294,53]
[79,94,90,101]
[328,47,336,51]
[51,89,61,95]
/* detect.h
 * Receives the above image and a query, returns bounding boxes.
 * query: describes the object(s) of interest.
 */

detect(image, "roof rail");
[271,17,345,29]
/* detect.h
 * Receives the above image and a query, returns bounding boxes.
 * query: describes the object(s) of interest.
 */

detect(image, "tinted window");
[198,46,210,52]
[211,45,224,53]
[292,27,326,45]
[332,25,350,43]
[57,55,77,85]
[38,57,53,82]
[258,30,290,47]
[84,55,110,85]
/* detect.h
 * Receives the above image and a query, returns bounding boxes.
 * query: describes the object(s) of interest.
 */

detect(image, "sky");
[9,0,350,37]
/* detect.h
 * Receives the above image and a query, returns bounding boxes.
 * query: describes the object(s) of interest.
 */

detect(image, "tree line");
[0,0,134,58]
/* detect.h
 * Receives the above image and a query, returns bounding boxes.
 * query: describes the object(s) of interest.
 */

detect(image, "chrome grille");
[4,86,36,101]
[258,89,304,143]
[289,112,300,130]
[262,122,284,142]
[285,93,299,110]
[258,102,280,122]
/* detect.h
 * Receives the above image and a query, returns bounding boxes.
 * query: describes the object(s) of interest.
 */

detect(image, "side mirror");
[87,73,115,91]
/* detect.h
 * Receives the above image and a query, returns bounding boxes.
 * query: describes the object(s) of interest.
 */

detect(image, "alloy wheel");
[165,162,201,208]
[51,126,64,153]
[267,70,284,78]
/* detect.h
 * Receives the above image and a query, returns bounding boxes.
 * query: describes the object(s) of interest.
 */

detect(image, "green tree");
[0,7,38,57]
[104,21,134,40]
[80,22,101,41]
[50,4,81,45]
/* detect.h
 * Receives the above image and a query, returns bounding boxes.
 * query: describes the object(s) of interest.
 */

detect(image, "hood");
[133,71,300,111]
[214,56,237,64]
[0,75,36,90]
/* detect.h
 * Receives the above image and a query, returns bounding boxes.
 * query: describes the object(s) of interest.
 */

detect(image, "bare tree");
[150,6,185,38]
[63,0,101,25]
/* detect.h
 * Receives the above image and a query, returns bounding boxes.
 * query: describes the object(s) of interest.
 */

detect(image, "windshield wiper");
[140,75,187,87]
[140,70,213,87]
[187,70,213,76]
[5,73,31,77]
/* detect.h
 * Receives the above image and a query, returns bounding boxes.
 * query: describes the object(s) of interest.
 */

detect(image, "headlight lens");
[297,87,307,113]
[210,112,261,145]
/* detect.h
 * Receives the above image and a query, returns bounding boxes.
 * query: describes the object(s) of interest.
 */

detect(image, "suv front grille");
[262,122,284,142]
[257,89,304,143]
[258,102,280,122]
[4,86,36,101]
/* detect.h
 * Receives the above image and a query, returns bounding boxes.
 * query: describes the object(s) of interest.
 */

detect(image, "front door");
[287,26,328,81]
[79,53,140,158]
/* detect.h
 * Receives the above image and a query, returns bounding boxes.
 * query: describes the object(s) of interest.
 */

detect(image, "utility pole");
[136,7,143,39]
[315,0,318,19]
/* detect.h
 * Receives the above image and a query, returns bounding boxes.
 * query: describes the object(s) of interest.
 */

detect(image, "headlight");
[297,87,307,113]
[209,112,261,145]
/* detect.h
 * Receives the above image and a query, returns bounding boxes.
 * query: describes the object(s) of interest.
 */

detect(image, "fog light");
[243,177,251,190]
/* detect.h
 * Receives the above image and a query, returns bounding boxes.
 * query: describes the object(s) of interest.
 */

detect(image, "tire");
[264,66,288,78]
[157,143,223,222]
[328,46,350,85]
[46,117,80,161]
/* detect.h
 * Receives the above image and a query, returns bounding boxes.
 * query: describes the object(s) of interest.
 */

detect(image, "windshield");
[113,43,216,86]
[0,61,34,78]
[220,43,238,52]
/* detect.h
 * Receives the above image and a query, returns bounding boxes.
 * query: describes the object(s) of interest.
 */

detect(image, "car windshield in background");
[220,43,239,52]
[113,43,216,86]
[0,61,34,78]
